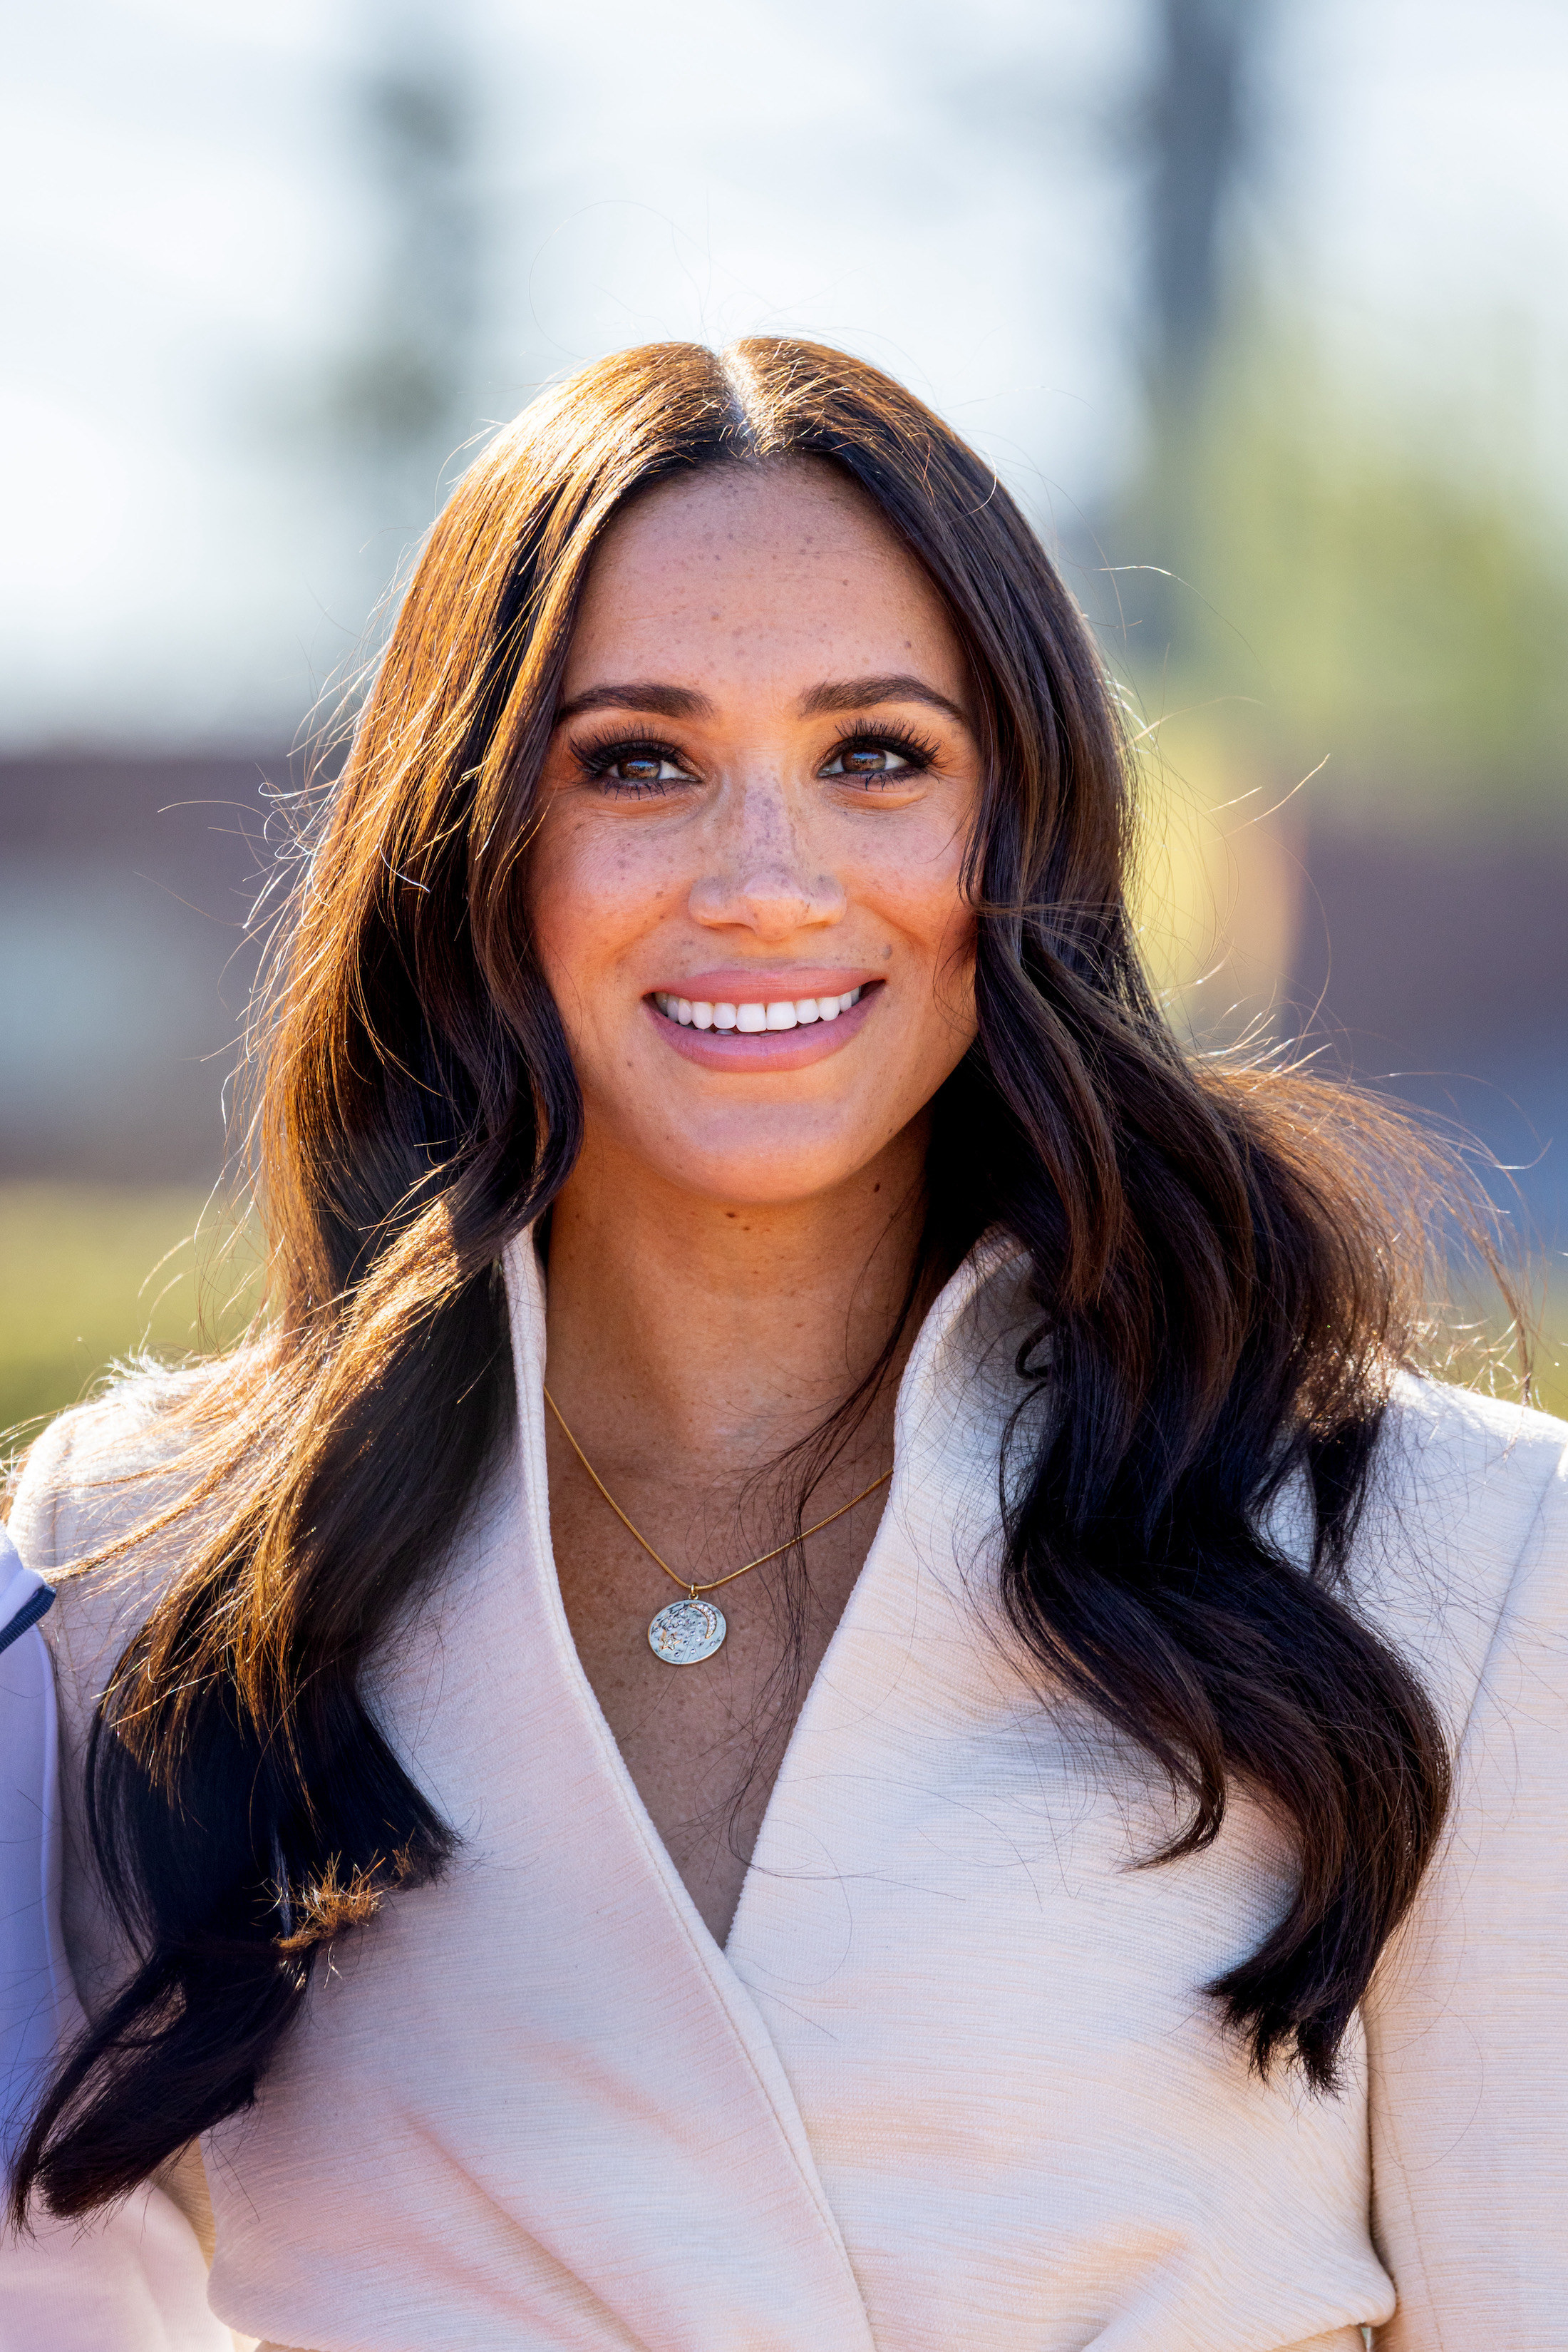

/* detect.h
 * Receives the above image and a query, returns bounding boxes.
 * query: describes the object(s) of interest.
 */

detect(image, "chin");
[659,1151,865,1209]
[641,1121,875,1208]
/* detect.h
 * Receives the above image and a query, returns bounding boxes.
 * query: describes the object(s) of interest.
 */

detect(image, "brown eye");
[577,739,691,789]
[822,741,916,778]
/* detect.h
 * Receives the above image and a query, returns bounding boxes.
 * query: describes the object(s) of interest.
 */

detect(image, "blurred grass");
[1,1183,262,1442]
[1,1181,1562,1450]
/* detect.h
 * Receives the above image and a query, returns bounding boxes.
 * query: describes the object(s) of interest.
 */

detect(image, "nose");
[687,777,847,941]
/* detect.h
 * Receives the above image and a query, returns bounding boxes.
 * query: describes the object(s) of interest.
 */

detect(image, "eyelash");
[572,732,689,790]
[569,721,941,791]
[829,721,940,776]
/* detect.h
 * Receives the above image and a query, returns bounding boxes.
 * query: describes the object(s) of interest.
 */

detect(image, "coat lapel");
[209,1242,877,2352]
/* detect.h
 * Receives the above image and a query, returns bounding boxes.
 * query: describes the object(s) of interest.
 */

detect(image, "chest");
[207,1459,1388,2352]
[545,1417,886,1943]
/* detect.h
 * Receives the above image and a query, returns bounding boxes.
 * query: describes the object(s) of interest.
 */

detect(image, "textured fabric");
[4,1235,1567,2351]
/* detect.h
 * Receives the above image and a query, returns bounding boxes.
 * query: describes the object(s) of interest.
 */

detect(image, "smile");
[651,987,865,1032]
[643,977,880,1072]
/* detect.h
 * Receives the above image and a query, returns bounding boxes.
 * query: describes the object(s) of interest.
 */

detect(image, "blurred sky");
[3,0,1565,746]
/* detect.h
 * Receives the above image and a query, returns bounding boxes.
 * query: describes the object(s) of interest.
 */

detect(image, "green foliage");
[1118,324,1568,826]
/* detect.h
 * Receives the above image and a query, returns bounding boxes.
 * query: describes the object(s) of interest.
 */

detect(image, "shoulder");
[1353,1371,1568,1730]
[1375,1370,1567,1578]
[7,1372,190,1559]
[6,1366,209,1597]
[4,1361,239,1727]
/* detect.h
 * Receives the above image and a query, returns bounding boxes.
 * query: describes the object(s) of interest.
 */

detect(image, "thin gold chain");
[542,1386,892,1601]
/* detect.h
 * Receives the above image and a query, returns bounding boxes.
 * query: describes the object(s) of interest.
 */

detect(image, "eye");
[574,736,693,793]
[823,744,912,776]
[603,751,686,785]
[820,726,935,782]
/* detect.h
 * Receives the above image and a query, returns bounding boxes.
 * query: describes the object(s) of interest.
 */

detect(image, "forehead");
[562,461,965,702]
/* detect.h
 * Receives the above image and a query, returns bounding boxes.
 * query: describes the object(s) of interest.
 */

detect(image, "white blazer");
[4,1237,1568,2352]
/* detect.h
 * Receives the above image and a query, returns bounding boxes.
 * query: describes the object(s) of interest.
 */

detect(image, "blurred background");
[3,0,1564,1431]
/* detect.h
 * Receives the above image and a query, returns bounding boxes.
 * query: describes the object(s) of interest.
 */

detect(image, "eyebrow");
[552,682,714,725]
[796,674,971,728]
[552,672,971,730]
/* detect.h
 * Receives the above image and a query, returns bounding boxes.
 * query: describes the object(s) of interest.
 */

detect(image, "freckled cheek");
[867,866,977,1052]
[847,838,973,965]
[530,828,690,1009]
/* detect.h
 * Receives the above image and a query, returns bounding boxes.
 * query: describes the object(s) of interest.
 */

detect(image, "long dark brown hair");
[11,337,1510,2221]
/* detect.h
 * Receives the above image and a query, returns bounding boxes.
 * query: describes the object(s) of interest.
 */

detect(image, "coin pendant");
[648,1596,727,1666]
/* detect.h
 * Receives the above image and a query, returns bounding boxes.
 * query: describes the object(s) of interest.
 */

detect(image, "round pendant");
[648,1596,727,1666]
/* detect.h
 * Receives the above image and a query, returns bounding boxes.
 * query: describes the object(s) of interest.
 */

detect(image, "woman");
[3,338,1564,2352]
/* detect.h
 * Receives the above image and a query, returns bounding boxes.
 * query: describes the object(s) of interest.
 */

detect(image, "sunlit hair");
[10,338,1520,2220]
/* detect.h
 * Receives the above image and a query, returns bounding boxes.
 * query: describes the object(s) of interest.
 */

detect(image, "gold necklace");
[542,1386,892,1666]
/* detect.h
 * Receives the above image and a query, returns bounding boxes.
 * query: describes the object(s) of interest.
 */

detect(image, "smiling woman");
[3,341,1566,2352]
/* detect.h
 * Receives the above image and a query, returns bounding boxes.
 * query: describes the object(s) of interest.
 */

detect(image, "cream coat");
[4,1236,1567,2351]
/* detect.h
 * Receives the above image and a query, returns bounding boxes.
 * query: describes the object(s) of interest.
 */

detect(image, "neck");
[540,1120,932,1481]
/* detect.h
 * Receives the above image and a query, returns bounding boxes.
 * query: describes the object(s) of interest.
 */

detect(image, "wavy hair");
[11,337,1505,2219]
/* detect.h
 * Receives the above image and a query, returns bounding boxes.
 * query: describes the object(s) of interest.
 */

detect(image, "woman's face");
[529,461,982,1208]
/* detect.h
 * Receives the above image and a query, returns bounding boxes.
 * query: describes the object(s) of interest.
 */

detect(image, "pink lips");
[645,979,881,1072]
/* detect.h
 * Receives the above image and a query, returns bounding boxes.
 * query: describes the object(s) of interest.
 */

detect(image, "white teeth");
[655,985,864,1028]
